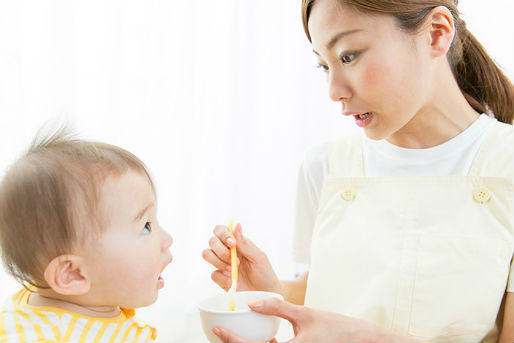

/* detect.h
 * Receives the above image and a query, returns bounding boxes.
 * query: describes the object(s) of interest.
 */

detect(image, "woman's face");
[308,0,434,142]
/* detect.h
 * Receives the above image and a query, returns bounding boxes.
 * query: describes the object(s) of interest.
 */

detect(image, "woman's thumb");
[248,298,303,325]
[233,222,244,240]
[233,223,262,256]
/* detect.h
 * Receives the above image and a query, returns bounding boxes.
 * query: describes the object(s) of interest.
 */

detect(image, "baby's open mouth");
[157,255,172,288]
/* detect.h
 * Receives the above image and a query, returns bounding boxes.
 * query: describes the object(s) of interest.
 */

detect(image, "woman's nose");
[328,68,351,103]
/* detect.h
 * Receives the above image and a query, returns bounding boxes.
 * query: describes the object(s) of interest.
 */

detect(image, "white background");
[0,1,513,342]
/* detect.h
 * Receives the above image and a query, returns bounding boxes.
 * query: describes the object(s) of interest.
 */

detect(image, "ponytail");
[453,22,514,124]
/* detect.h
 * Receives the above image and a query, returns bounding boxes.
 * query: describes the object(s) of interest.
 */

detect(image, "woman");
[203,0,514,342]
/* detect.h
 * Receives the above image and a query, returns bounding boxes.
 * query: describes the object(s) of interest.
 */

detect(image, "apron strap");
[469,121,514,177]
[327,131,364,177]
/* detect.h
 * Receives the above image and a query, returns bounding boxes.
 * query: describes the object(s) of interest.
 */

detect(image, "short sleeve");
[508,255,514,292]
[292,142,329,267]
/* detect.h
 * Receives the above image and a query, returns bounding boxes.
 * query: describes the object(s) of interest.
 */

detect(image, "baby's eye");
[142,222,152,235]
[340,52,358,64]
[316,63,329,73]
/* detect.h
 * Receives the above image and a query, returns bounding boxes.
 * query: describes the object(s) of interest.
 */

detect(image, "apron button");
[473,187,492,204]
[340,188,356,201]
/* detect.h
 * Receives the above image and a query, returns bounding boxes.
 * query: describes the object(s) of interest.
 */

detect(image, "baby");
[0,128,173,342]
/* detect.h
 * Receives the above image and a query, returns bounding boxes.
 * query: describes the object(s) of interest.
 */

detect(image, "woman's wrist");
[275,280,290,302]
[277,274,307,305]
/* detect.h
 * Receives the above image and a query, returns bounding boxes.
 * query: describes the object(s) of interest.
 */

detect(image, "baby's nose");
[163,230,173,249]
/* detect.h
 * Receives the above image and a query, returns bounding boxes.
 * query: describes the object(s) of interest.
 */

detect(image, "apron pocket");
[408,235,511,339]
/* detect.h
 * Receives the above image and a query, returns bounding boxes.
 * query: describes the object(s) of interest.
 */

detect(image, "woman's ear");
[44,255,91,295]
[425,6,456,58]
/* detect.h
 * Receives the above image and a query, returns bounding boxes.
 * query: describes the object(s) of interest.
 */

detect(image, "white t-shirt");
[293,114,496,269]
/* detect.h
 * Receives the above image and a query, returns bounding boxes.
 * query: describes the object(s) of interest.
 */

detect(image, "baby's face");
[81,170,173,309]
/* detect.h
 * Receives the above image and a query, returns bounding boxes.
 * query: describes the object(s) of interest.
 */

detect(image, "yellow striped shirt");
[0,288,156,343]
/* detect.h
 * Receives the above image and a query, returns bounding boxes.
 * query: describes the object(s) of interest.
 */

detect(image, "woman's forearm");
[278,271,308,305]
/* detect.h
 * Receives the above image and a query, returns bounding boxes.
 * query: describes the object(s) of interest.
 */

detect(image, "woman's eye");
[340,52,357,64]
[142,222,152,235]
[316,64,329,73]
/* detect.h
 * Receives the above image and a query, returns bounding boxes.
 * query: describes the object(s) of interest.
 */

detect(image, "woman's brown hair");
[301,0,514,123]
[0,127,154,288]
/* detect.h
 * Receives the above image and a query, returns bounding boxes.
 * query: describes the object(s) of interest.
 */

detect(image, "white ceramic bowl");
[198,291,283,343]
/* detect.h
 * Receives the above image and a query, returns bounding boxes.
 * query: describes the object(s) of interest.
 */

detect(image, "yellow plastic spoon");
[227,219,237,311]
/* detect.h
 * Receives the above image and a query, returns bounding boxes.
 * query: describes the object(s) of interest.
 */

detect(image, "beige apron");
[304,121,514,343]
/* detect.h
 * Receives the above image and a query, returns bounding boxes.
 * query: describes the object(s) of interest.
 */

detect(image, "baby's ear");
[44,255,90,295]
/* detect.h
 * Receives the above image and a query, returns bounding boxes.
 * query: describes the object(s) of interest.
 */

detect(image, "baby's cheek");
[136,257,161,281]
[133,264,157,282]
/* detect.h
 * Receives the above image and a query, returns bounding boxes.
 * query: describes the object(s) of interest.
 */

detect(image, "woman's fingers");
[202,248,231,271]
[208,233,231,263]
[212,327,272,343]
[232,223,266,263]
[211,270,232,291]
[213,225,236,248]
[210,223,263,263]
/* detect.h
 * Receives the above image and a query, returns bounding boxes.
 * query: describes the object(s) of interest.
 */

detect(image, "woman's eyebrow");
[313,29,363,55]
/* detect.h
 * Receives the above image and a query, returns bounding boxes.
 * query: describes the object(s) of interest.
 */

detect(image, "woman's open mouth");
[354,112,373,127]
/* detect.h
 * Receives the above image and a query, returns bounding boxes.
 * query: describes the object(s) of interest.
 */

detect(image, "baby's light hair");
[0,126,154,288]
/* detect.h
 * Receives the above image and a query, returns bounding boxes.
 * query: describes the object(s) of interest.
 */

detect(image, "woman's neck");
[28,289,121,318]
[387,64,481,149]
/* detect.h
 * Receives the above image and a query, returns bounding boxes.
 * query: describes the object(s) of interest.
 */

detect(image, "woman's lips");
[342,111,374,127]
[354,112,373,127]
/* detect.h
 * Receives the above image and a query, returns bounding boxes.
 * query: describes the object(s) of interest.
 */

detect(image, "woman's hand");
[202,223,282,294]
[213,298,420,343]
